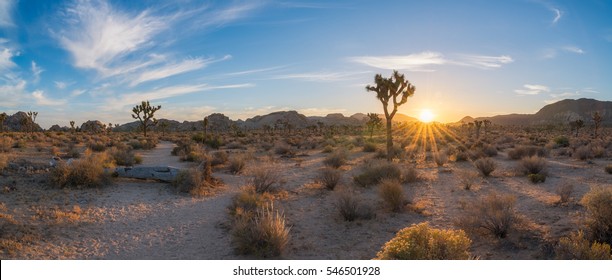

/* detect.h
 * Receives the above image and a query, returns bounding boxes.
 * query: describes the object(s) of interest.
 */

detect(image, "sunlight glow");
[419,109,435,123]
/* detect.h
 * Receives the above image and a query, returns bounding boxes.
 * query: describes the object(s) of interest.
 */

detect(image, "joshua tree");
[571,119,584,137]
[158,121,169,136]
[69,121,76,133]
[592,111,602,138]
[474,120,483,138]
[366,70,416,161]
[483,119,492,135]
[131,100,161,137]
[26,111,38,133]
[202,116,209,143]
[366,113,382,139]
[0,112,7,132]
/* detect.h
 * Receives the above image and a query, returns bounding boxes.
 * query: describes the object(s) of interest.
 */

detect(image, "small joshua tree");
[131,101,161,137]
[26,111,38,133]
[0,112,7,132]
[571,119,584,137]
[366,70,416,161]
[69,120,76,133]
[474,120,483,138]
[203,116,209,143]
[366,113,382,139]
[592,112,602,138]
[483,119,491,136]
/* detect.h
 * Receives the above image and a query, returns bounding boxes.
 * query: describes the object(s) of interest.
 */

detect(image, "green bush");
[528,173,546,183]
[556,231,612,260]
[554,136,570,147]
[375,222,471,260]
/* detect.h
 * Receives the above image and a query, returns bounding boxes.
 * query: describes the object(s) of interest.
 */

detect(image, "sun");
[418,109,435,123]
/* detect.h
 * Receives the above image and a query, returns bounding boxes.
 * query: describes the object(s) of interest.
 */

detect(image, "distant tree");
[131,101,161,137]
[203,116,209,142]
[0,112,7,132]
[366,113,382,139]
[592,112,602,138]
[26,111,38,133]
[483,120,492,135]
[474,120,483,138]
[69,121,76,133]
[366,70,416,161]
[571,119,584,137]
[159,121,169,136]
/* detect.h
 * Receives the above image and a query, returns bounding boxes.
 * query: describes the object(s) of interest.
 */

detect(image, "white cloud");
[0,79,26,107]
[54,81,68,89]
[0,47,16,70]
[71,89,86,97]
[349,52,446,71]
[195,2,264,28]
[515,84,550,95]
[0,0,15,27]
[563,46,585,54]
[129,56,230,86]
[31,61,44,83]
[58,0,167,74]
[551,8,562,24]
[32,90,67,106]
[272,71,370,82]
[350,52,513,71]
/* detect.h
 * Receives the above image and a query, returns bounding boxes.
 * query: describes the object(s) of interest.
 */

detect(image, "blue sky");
[1,0,611,128]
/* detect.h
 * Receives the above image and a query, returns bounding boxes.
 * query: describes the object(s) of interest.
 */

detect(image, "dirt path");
[64,142,247,259]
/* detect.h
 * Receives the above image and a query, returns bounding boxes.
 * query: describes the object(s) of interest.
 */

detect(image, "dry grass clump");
[507,145,547,160]
[210,150,229,166]
[274,143,295,156]
[110,146,141,166]
[228,186,269,217]
[519,156,547,175]
[474,158,496,177]
[580,187,612,244]
[228,154,246,174]
[232,203,290,258]
[49,151,114,188]
[555,231,612,260]
[323,149,348,169]
[481,144,498,157]
[249,165,283,193]
[336,190,375,221]
[402,166,420,183]
[0,153,9,171]
[458,193,517,238]
[317,167,342,190]
[172,143,206,162]
[375,222,471,260]
[362,142,377,152]
[556,183,574,204]
[606,164,612,174]
[353,160,402,187]
[433,152,448,167]
[457,169,478,190]
[0,137,14,152]
[172,162,220,197]
[573,145,593,160]
[379,179,407,212]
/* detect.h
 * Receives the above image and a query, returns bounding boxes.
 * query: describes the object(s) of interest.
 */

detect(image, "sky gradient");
[1,0,611,128]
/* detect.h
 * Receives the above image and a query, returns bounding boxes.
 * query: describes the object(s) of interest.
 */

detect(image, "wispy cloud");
[32,90,67,106]
[350,52,513,71]
[0,0,15,27]
[71,89,86,97]
[129,56,231,86]
[563,46,584,54]
[349,52,445,72]
[225,65,287,76]
[542,46,585,59]
[515,84,550,95]
[0,46,17,70]
[272,71,370,82]
[0,79,26,107]
[54,81,68,89]
[194,2,265,28]
[31,61,44,83]
[551,7,562,24]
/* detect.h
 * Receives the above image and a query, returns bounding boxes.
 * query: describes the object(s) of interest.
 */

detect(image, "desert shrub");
[574,146,593,160]
[249,165,283,193]
[433,153,448,167]
[519,156,547,175]
[274,143,294,156]
[591,145,605,158]
[353,160,402,187]
[363,142,377,152]
[555,231,612,260]
[402,166,420,183]
[379,179,406,212]
[65,144,81,158]
[0,137,14,152]
[205,136,223,149]
[232,203,290,258]
[375,222,471,260]
[606,164,612,174]
[336,190,375,221]
[110,147,139,166]
[508,145,547,160]
[317,167,342,190]
[458,193,516,238]
[580,187,612,244]
[474,158,496,177]
[458,169,478,190]
[228,186,268,217]
[228,155,246,174]
[172,167,218,197]
[322,145,334,153]
[323,149,347,169]
[455,151,469,162]
[556,183,574,204]
[481,144,498,157]
[210,151,229,166]
[88,141,107,152]
[173,143,206,162]
[49,151,113,188]
[528,173,546,183]
[554,136,570,148]
[0,153,9,171]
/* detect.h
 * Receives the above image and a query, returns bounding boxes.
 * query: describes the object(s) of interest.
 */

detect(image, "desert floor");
[1,139,610,259]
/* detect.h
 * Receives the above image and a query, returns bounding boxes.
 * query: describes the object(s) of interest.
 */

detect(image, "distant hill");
[454,98,612,126]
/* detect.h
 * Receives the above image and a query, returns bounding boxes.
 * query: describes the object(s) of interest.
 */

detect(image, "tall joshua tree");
[366,70,415,161]
[131,101,161,137]
[26,111,38,133]
[0,112,7,132]
[592,111,602,138]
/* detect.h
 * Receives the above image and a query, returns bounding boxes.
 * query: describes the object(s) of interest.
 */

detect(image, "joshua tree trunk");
[385,118,393,160]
